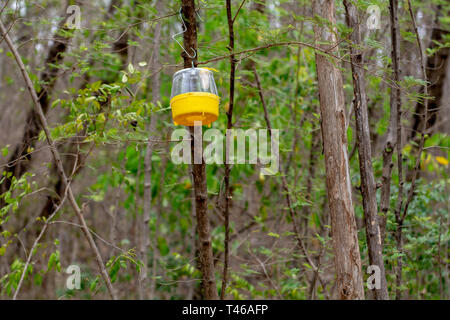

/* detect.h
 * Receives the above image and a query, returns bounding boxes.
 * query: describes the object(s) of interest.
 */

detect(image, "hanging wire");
[195,7,204,22]
[172,8,197,61]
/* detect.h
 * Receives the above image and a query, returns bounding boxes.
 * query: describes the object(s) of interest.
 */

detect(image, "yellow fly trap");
[170,67,220,126]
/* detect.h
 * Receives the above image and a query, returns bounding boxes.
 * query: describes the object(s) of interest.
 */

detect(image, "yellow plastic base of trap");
[170,92,219,126]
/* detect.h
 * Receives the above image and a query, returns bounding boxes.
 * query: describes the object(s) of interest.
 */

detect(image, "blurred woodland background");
[0,0,448,300]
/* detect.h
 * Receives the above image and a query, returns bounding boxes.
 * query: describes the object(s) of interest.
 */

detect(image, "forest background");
[0,0,448,300]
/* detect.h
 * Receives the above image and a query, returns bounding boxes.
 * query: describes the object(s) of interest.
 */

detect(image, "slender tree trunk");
[139,0,162,300]
[387,0,405,300]
[312,0,364,300]
[380,0,402,245]
[409,5,449,142]
[220,0,236,300]
[181,0,218,300]
[343,0,389,300]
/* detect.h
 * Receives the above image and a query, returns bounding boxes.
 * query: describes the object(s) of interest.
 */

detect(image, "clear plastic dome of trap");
[170,67,220,126]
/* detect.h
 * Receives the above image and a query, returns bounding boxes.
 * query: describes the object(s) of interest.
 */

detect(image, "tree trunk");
[386,0,405,300]
[140,0,162,300]
[409,6,449,142]
[181,0,218,300]
[380,0,403,245]
[343,0,389,300]
[312,0,364,300]
[220,0,236,300]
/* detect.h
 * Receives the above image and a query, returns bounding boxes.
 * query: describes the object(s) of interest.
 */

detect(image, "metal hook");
[195,9,203,22]
[172,8,196,60]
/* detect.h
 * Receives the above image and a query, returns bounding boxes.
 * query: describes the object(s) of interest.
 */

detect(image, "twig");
[196,41,408,96]
[232,0,247,24]
[49,220,127,254]
[13,184,69,299]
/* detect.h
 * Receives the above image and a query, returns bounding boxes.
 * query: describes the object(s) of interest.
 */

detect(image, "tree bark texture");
[312,0,365,300]
[343,0,389,300]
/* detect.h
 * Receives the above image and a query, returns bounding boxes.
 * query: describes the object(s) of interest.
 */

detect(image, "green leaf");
[157,236,169,256]
[1,145,9,157]
[51,99,61,109]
